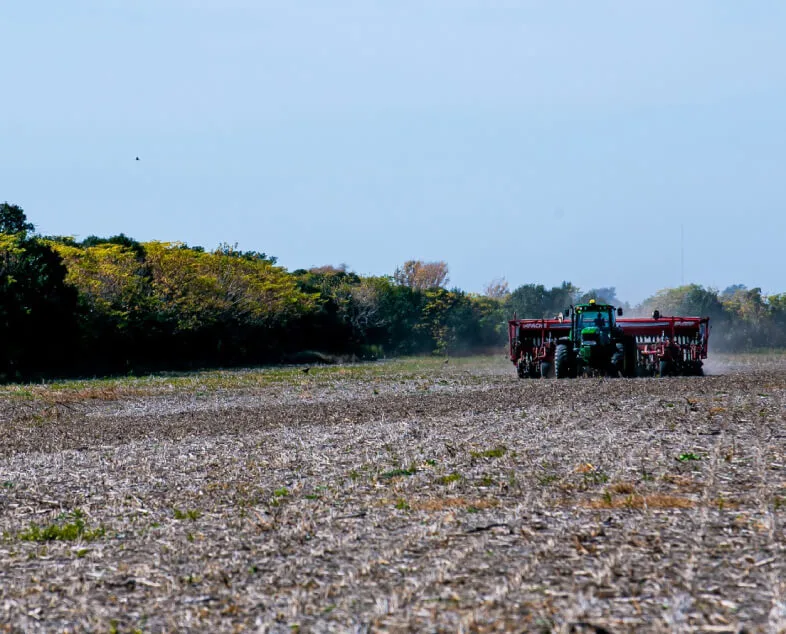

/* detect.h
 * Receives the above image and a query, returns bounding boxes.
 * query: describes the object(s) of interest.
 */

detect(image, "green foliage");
[438,472,462,485]
[582,470,609,486]
[0,202,35,234]
[417,288,469,355]
[173,508,202,521]
[639,284,725,321]
[213,241,277,264]
[506,281,580,318]
[145,241,317,332]
[676,452,702,462]
[471,445,508,459]
[5,201,786,381]
[1,208,79,380]
[48,240,154,326]
[80,233,145,258]
[380,468,415,479]
[18,509,105,542]
[579,287,619,306]
[635,283,786,351]
[2,203,512,377]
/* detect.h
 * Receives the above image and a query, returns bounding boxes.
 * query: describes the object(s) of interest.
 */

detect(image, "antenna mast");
[680,224,684,286]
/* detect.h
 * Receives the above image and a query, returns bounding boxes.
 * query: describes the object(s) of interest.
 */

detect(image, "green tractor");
[555,300,638,378]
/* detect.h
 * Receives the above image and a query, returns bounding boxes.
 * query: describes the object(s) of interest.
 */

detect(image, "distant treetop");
[393,260,449,290]
[0,203,35,235]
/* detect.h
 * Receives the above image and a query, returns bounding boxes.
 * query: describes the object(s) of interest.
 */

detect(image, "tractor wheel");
[540,361,552,378]
[685,362,704,376]
[555,344,571,379]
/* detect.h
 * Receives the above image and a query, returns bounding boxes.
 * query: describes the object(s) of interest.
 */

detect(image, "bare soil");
[1,356,785,633]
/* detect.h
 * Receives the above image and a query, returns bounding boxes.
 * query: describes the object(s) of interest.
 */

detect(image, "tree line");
[1,202,783,381]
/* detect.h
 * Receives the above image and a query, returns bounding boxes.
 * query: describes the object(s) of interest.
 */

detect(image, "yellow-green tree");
[47,241,152,329]
[144,242,317,332]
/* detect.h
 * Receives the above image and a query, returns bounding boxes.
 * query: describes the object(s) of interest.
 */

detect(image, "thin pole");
[681,224,684,286]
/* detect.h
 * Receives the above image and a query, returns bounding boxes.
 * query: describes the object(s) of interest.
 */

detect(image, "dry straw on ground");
[0,354,784,632]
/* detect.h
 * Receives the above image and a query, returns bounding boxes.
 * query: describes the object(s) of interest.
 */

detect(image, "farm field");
[1,354,785,633]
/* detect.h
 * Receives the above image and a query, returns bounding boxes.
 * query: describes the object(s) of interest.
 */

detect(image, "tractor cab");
[575,300,617,346]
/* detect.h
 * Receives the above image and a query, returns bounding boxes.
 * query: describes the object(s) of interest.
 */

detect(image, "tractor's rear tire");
[685,362,704,376]
[555,344,571,379]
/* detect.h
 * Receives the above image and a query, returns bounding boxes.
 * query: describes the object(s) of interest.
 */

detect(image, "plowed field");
[1,355,784,633]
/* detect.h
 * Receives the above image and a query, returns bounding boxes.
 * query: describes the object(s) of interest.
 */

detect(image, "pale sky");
[2,2,785,304]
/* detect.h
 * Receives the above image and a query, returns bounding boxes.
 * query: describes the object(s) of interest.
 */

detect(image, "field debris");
[0,354,785,632]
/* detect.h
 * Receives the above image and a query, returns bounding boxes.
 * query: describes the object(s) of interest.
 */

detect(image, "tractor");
[553,300,637,378]
[509,301,710,378]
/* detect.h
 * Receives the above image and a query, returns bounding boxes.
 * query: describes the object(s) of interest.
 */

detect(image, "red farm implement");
[508,302,710,378]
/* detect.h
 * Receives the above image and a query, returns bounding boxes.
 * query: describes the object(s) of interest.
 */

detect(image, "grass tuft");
[438,472,462,485]
[173,508,202,521]
[470,445,507,460]
[380,468,415,480]
[18,509,104,542]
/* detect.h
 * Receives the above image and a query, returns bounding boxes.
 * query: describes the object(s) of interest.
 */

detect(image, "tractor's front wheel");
[555,344,572,379]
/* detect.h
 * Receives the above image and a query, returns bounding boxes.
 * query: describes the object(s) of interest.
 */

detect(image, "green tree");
[468,294,508,350]
[0,205,78,379]
[719,286,770,350]
[506,281,580,318]
[639,285,725,320]
[80,233,146,259]
[374,280,429,355]
[145,242,316,333]
[506,283,549,318]
[578,287,619,305]
[0,202,35,235]
[549,281,581,315]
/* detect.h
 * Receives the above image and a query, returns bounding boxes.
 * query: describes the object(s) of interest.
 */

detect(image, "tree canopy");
[2,201,785,381]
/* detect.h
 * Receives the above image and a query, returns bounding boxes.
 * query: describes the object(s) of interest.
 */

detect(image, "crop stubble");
[0,356,785,632]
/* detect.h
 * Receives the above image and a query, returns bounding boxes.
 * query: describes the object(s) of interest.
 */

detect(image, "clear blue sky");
[2,2,785,304]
